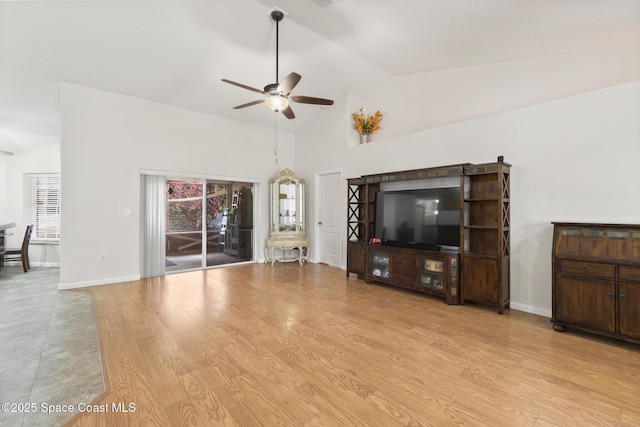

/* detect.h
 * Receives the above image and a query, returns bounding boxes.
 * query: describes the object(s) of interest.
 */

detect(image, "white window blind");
[32,174,61,242]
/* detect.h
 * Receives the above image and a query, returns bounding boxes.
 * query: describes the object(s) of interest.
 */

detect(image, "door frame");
[314,169,344,268]
[141,169,260,273]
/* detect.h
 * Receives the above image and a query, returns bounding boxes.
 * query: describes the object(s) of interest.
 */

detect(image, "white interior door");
[317,171,341,267]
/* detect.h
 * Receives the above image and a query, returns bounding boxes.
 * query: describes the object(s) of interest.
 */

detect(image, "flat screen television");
[374,187,461,250]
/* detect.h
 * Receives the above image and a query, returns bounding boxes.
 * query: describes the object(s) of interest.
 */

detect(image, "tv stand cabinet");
[347,162,510,312]
[368,245,460,304]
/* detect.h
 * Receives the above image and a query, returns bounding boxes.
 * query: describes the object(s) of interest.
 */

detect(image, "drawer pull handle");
[608,292,615,298]
[582,264,590,271]
[620,294,627,301]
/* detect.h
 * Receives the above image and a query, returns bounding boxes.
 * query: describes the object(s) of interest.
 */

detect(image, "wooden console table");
[264,234,309,265]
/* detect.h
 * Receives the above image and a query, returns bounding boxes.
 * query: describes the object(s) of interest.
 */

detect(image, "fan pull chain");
[273,115,279,164]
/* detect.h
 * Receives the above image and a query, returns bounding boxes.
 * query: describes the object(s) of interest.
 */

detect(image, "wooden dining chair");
[0,224,33,272]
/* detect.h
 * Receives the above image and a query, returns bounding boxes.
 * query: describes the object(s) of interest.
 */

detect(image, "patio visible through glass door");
[165,178,254,272]
[205,181,229,267]
[206,182,254,267]
[166,178,204,271]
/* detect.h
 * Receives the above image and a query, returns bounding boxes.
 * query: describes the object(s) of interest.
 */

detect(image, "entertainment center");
[347,161,511,313]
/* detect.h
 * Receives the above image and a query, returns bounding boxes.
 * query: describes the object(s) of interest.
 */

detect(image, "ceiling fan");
[221,10,334,120]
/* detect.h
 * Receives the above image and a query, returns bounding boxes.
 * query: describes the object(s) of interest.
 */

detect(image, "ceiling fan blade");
[290,95,334,106]
[222,79,266,95]
[233,99,265,109]
[281,105,295,119]
[277,72,302,95]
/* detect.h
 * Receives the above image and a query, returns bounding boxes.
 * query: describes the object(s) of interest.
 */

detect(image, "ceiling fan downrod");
[271,10,284,88]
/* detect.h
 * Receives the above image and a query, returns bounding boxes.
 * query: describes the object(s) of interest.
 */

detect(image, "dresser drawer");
[558,259,615,278]
[619,265,640,282]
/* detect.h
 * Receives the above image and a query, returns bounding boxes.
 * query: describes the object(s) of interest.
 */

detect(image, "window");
[31,174,61,242]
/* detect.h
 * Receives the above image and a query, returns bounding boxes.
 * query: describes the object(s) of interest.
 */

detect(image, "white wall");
[60,83,295,288]
[355,45,640,142]
[0,154,7,219]
[295,80,640,317]
[3,144,61,266]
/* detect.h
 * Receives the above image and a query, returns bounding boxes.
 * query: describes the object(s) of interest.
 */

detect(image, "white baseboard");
[509,302,551,318]
[2,261,60,268]
[34,261,61,268]
[58,275,141,290]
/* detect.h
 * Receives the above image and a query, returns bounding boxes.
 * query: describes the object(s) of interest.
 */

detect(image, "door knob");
[318,221,323,225]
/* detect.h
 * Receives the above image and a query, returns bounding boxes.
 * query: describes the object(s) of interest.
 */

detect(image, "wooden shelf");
[465,198,509,202]
[462,162,511,314]
[463,251,500,258]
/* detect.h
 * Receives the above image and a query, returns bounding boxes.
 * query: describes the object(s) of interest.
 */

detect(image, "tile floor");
[0,266,104,427]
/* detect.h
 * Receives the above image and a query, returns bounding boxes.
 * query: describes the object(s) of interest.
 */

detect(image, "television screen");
[374,187,460,249]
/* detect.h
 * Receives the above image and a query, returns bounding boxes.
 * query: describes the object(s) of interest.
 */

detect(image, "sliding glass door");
[205,182,229,267]
[164,177,254,272]
[166,178,204,271]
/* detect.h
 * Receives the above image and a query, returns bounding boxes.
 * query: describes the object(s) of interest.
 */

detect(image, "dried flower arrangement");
[352,107,383,135]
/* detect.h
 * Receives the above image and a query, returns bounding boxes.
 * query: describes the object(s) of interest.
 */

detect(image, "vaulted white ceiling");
[1,0,639,153]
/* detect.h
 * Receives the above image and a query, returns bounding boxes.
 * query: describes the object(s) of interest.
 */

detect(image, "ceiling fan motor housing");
[264,83,280,94]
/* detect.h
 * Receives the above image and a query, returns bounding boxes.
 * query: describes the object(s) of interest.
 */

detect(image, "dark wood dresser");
[551,222,640,344]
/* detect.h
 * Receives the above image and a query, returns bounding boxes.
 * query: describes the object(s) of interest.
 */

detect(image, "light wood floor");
[66,263,640,426]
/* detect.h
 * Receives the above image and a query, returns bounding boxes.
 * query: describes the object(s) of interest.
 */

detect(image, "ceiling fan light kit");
[265,94,289,112]
[221,9,333,119]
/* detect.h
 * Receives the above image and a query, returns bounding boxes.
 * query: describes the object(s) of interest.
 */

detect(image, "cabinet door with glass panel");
[270,169,305,234]
[415,252,460,305]
[265,169,309,264]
